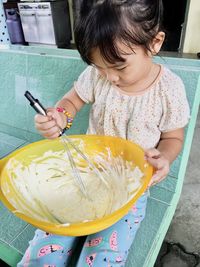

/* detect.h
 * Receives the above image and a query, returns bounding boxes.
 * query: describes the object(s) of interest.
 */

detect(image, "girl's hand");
[34,107,66,139]
[145,148,170,187]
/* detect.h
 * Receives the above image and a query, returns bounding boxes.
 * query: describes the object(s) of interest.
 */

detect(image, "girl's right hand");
[34,107,66,139]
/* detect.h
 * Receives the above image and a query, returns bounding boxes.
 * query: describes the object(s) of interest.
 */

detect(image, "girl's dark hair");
[74,0,163,65]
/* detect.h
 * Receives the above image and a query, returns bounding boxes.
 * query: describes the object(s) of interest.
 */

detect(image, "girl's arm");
[157,128,184,163]
[145,128,184,186]
[55,88,85,117]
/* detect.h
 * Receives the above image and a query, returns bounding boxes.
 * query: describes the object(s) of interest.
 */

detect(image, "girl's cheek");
[97,69,106,77]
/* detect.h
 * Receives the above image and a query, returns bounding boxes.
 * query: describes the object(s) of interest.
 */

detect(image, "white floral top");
[74,65,190,150]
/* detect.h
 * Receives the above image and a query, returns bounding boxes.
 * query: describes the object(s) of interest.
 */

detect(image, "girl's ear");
[150,31,165,55]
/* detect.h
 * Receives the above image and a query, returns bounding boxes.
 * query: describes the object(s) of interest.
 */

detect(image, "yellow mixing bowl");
[0,135,153,236]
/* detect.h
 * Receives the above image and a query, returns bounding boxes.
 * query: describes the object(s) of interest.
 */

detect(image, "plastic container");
[0,135,153,236]
[5,8,25,44]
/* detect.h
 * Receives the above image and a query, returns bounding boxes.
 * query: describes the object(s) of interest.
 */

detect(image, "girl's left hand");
[144,148,170,187]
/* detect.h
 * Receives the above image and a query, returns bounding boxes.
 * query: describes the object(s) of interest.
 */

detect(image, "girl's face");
[91,43,155,93]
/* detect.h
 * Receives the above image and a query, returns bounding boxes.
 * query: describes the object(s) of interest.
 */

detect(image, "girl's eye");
[116,66,127,71]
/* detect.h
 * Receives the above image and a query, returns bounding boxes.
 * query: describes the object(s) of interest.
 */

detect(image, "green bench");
[0,47,200,267]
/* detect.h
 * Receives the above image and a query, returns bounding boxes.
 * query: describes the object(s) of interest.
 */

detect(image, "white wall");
[183,0,200,53]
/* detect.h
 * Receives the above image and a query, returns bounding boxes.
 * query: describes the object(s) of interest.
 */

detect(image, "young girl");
[18,0,190,266]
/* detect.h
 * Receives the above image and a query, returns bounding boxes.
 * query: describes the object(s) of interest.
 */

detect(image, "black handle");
[24,91,47,116]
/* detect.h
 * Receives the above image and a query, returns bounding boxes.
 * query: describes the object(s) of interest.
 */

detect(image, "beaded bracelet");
[56,107,73,132]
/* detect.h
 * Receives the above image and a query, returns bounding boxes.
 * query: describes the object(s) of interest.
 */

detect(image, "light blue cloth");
[18,192,148,267]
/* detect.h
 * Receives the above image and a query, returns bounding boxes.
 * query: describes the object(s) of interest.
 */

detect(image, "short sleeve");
[159,75,190,132]
[74,66,99,104]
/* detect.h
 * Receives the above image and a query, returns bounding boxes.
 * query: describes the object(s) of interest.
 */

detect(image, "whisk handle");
[24,90,64,136]
[24,91,47,116]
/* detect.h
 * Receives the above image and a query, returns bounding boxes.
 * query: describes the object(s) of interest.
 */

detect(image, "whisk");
[24,91,109,199]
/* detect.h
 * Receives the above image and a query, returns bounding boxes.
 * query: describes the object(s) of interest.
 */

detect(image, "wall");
[0,48,88,143]
[183,0,200,53]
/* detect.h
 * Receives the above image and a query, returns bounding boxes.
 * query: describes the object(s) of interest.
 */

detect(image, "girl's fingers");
[146,150,170,188]
[35,119,57,131]
[47,110,65,129]
[34,107,63,139]
[34,108,57,123]
[145,148,161,158]
[148,171,163,186]
[146,157,164,169]
[148,165,169,187]
[47,108,60,121]
[35,114,50,123]
[45,132,60,139]
[40,128,60,139]
[40,125,60,136]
